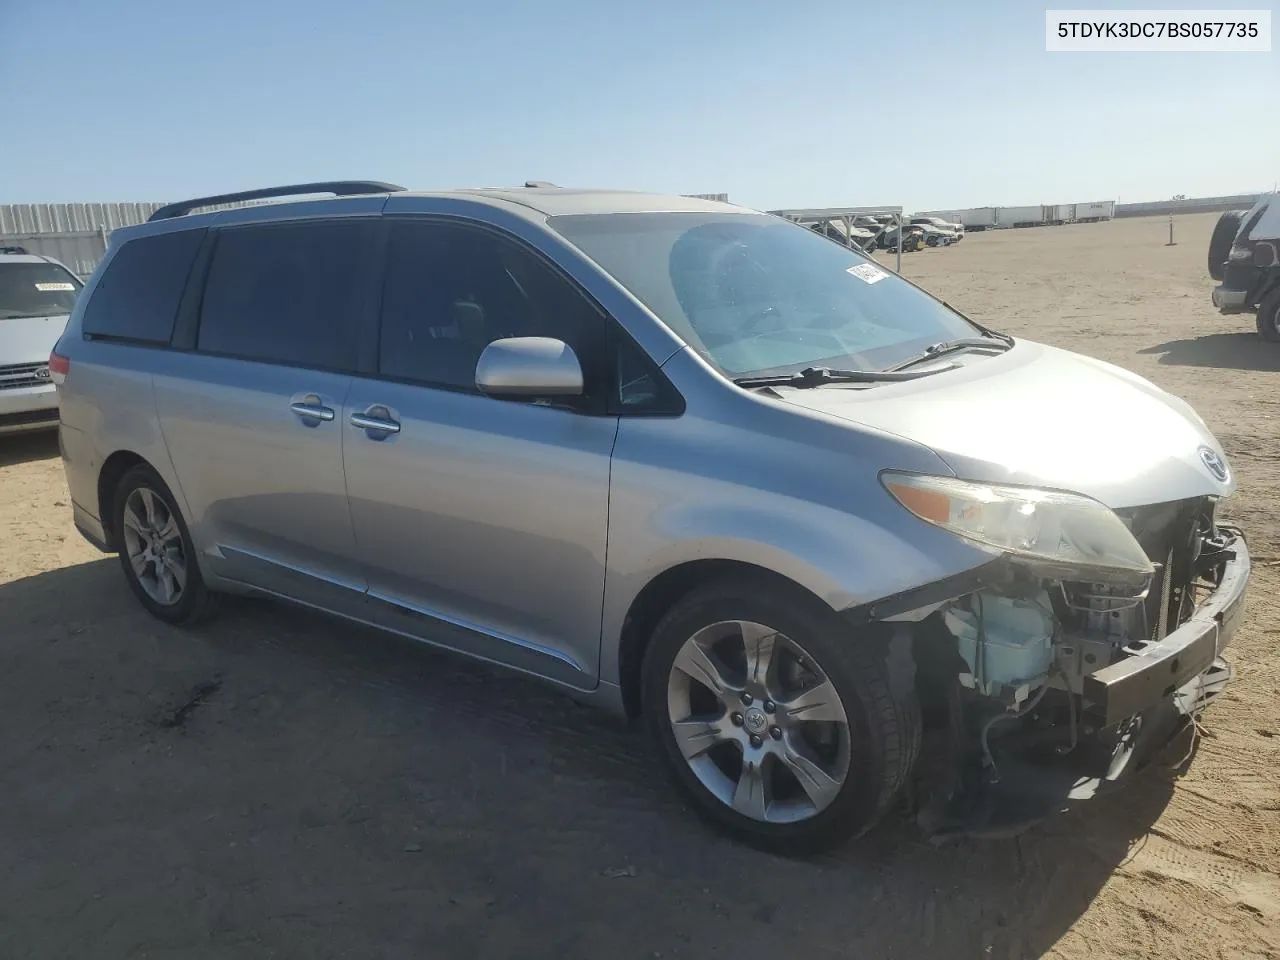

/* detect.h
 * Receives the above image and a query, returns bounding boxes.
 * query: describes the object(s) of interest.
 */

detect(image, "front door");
[342,218,617,688]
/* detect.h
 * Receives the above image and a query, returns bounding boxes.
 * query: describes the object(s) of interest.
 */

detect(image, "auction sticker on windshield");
[847,263,888,284]
[35,282,76,292]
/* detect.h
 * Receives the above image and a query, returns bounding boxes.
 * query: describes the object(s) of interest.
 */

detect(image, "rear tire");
[1208,210,1246,282]
[1257,287,1280,343]
[112,464,220,625]
[641,574,919,854]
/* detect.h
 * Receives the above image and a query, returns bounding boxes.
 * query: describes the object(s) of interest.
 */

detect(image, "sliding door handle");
[350,409,401,436]
[290,400,336,423]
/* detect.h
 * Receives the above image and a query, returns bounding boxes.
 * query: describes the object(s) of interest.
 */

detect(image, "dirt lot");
[2,212,1278,959]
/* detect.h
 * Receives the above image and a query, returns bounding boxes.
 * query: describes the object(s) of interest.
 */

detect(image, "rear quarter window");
[82,229,205,344]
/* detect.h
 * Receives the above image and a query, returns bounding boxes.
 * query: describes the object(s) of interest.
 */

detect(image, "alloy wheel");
[665,620,852,823]
[121,487,188,606]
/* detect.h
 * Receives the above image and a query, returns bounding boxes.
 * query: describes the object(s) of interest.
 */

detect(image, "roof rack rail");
[147,181,408,222]
[524,180,559,188]
[0,244,30,255]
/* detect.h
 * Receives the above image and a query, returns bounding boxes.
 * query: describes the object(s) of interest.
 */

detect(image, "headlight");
[881,473,1154,585]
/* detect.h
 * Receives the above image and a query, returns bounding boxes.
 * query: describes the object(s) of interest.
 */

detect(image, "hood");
[0,314,70,365]
[771,340,1233,509]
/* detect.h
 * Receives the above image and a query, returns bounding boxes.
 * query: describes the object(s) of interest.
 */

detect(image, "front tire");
[112,464,219,625]
[641,575,919,853]
[1257,288,1280,343]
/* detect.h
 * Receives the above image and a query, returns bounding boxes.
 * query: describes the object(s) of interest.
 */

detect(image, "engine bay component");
[943,588,1056,704]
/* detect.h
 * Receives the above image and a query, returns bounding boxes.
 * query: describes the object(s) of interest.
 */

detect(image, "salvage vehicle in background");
[902,219,955,247]
[53,182,1249,851]
[910,216,964,242]
[879,223,926,252]
[0,246,82,435]
[1208,192,1280,341]
[809,219,879,252]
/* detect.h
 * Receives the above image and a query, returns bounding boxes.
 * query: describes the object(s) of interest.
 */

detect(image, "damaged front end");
[858,477,1251,839]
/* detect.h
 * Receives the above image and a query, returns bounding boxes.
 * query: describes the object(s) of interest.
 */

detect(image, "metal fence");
[1113,193,1263,218]
[6,194,741,279]
[8,189,1261,279]
[0,202,165,278]
[1,199,304,278]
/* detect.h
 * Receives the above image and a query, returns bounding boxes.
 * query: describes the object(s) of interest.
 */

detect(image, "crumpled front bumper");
[1083,528,1249,727]
[925,528,1251,840]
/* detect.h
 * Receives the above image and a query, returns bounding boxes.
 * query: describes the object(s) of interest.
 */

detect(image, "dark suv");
[1208,192,1280,340]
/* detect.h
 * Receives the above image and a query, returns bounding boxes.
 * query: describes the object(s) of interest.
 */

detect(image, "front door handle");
[290,400,336,424]
[350,409,401,436]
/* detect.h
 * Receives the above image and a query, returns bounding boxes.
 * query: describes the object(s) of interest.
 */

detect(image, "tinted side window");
[378,221,604,393]
[197,219,373,371]
[82,229,204,343]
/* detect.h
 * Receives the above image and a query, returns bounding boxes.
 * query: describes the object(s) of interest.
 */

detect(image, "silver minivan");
[54,182,1249,851]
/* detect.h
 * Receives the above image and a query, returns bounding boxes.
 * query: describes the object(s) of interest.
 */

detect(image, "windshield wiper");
[940,301,1014,345]
[886,335,1013,372]
[733,363,958,389]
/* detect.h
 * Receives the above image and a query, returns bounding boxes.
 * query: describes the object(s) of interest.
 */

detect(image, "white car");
[910,216,965,242]
[0,247,83,435]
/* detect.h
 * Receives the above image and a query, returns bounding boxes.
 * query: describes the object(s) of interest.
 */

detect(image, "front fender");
[599,412,997,686]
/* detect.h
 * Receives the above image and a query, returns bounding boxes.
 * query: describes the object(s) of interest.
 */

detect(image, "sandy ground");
[1,212,1278,959]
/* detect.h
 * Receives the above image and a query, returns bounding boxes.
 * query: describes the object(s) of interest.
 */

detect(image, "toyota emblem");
[1198,446,1229,483]
[34,366,51,380]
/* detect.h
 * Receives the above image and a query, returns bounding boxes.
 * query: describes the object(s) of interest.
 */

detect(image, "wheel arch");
[615,559,832,720]
[97,449,153,550]
[1258,269,1280,305]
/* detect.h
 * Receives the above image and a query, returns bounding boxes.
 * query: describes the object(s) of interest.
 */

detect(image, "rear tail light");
[48,350,70,385]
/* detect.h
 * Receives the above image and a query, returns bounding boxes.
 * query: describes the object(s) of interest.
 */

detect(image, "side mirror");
[475,337,584,398]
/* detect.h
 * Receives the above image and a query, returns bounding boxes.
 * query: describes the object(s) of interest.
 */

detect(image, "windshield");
[549,212,979,377]
[0,261,83,320]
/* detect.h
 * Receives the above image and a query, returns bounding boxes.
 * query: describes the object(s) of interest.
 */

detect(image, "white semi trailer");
[918,201,1116,231]
[1075,200,1115,222]
[960,207,997,230]
[996,206,1044,227]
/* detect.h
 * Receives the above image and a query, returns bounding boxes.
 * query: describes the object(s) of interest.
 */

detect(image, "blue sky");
[1,0,1276,210]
